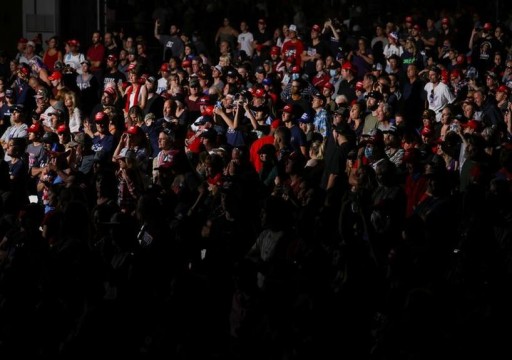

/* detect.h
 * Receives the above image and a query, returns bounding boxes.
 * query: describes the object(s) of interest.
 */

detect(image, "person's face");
[158,133,170,149]
[11,110,21,123]
[463,104,474,118]
[473,92,484,106]
[376,107,385,121]
[64,97,73,107]
[429,70,439,83]
[254,109,266,121]
[315,60,324,72]
[104,33,112,46]
[282,111,292,122]
[6,140,15,156]
[441,110,451,124]
[92,32,101,44]
[170,25,178,35]
[350,106,360,118]
[496,91,507,102]
[291,81,301,95]
[96,121,107,133]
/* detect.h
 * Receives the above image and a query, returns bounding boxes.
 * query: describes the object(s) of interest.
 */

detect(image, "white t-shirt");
[64,52,86,74]
[238,31,254,57]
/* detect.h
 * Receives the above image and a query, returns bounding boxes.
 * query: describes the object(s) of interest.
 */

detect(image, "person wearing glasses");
[424,65,455,123]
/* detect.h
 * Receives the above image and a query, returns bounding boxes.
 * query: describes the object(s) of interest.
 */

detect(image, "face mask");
[329,69,337,77]
[364,146,373,159]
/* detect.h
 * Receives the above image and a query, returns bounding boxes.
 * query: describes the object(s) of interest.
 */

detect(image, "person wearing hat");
[301,23,330,77]
[321,82,337,111]
[298,111,317,145]
[321,121,356,196]
[383,31,403,74]
[13,63,36,113]
[87,111,115,162]
[336,61,357,104]
[310,91,329,138]
[103,53,126,91]
[143,75,164,120]
[112,124,150,176]
[26,122,47,190]
[382,125,405,167]
[63,39,86,74]
[0,90,16,132]
[281,24,304,68]
[280,102,308,158]
[1,105,28,161]
[495,85,510,113]
[257,143,278,194]
[19,39,42,67]
[362,91,383,134]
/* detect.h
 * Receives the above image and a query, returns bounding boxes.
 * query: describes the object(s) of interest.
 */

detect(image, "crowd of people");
[1,5,512,359]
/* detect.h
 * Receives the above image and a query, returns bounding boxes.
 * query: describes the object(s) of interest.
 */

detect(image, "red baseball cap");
[28,122,42,133]
[67,39,80,47]
[271,119,282,129]
[125,125,143,136]
[311,24,322,32]
[342,61,355,72]
[282,104,294,114]
[253,88,266,98]
[103,86,116,97]
[323,82,334,91]
[57,124,69,134]
[462,119,482,131]
[48,71,62,81]
[497,85,510,94]
[94,111,108,123]
[160,63,170,72]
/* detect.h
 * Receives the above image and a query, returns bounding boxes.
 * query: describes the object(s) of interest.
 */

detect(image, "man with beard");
[154,20,184,61]
[362,91,383,134]
[89,86,119,123]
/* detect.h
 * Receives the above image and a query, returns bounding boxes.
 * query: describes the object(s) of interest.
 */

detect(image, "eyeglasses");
[429,89,435,102]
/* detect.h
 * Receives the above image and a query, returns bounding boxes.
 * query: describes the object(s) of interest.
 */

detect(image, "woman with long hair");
[63,91,82,133]
[43,36,63,72]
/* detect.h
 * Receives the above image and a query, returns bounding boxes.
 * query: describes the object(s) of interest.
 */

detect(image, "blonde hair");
[310,140,324,160]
